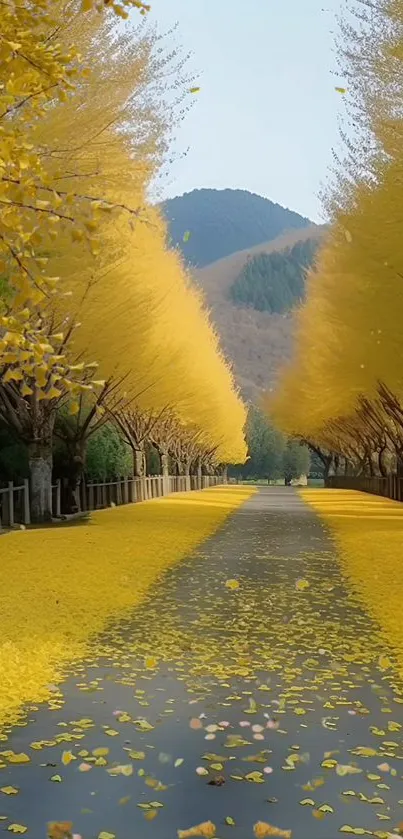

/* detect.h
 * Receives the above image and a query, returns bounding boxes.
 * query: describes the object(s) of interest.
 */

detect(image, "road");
[1,487,403,839]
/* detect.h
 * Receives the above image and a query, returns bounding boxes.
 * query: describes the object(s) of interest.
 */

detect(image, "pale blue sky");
[148,0,346,222]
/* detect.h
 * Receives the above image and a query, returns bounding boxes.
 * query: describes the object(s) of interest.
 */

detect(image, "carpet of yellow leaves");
[0,486,253,731]
[300,488,403,676]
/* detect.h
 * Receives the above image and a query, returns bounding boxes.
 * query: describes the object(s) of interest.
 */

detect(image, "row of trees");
[267,0,403,479]
[229,407,310,483]
[0,0,247,521]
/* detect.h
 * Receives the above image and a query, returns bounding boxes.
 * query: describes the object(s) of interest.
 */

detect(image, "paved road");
[1,488,403,839]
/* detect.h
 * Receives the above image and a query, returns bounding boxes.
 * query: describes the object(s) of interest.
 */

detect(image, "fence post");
[8,482,14,528]
[55,479,61,517]
[23,479,30,526]
[80,478,87,512]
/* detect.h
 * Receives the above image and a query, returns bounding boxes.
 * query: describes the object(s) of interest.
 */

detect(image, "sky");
[146,0,347,222]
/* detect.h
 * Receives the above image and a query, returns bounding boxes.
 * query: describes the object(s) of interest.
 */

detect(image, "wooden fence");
[0,473,225,528]
[325,475,403,502]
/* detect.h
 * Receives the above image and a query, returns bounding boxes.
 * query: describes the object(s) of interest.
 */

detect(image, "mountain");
[161,188,326,402]
[193,225,326,401]
[162,188,312,267]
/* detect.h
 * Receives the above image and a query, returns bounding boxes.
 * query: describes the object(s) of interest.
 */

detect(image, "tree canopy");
[267,0,403,480]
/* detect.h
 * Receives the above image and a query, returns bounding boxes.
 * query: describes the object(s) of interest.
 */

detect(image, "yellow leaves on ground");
[177,822,216,838]
[300,489,403,678]
[253,823,291,839]
[225,579,240,590]
[0,486,253,729]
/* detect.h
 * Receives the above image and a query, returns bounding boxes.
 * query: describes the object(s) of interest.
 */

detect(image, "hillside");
[194,225,327,401]
[163,188,311,267]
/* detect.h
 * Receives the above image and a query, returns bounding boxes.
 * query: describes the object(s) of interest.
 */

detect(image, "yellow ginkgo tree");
[0,306,105,520]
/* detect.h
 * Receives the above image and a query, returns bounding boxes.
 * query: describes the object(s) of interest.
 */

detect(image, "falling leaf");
[335,86,347,93]
[1,787,18,795]
[92,747,109,757]
[300,799,315,806]
[8,828,27,835]
[50,774,62,782]
[189,87,201,94]
[182,231,191,243]
[225,817,236,826]
[104,729,119,737]
[174,758,184,768]
[145,656,158,669]
[196,766,209,775]
[98,833,116,839]
[190,718,203,730]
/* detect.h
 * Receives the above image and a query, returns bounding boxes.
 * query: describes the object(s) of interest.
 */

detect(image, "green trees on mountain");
[230,238,319,313]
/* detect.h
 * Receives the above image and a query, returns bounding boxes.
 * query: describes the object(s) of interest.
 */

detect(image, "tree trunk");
[378,447,388,477]
[133,447,145,478]
[28,441,53,523]
[160,452,169,478]
[327,455,336,478]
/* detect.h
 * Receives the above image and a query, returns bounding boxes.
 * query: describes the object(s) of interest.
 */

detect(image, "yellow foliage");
[0,486,253,729]
[12,8,246,463]
[267,0,403,452]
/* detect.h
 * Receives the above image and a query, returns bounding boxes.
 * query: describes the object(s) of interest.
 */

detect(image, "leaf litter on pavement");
[1,523,403,837]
